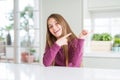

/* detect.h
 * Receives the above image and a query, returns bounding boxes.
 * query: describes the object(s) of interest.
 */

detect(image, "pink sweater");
[43,38,84,67]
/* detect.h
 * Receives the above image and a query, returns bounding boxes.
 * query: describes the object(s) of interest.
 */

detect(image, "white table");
[0,63,120,80]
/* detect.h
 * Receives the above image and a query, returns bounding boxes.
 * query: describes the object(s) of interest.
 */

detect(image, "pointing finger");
[63,33,72,38]
[82,30,88,35]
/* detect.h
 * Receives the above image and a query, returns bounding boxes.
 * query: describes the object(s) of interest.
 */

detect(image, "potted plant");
[92,33,101,41]
[21,48,36,63]
[112,34,120,52]
[4,25,13,45]
[26,48,36,63]
[91,33,112,52]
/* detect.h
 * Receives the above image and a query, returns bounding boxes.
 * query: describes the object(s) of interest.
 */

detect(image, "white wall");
[88,0,120,11]
[40,0,83,65]
[42,0,83,35]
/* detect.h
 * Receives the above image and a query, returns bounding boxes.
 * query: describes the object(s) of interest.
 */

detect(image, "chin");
[55,34,61,38]
[56,35,60,38]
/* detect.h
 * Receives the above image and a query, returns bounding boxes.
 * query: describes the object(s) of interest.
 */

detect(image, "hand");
[79,29,88,39]
[56,33,72,46]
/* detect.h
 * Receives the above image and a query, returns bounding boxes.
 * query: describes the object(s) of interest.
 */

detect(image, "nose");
[52,24,57,30]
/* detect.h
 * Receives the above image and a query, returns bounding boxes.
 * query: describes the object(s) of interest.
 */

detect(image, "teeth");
[55,30,59,33]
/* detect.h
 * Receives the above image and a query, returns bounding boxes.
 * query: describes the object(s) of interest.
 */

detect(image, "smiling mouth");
[54,29,60,34]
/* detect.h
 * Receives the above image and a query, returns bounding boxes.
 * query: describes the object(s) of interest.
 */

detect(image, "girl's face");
[48,18,62,39]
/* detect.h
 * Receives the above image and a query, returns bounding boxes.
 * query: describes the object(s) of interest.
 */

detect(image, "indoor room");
[0,0,120,80]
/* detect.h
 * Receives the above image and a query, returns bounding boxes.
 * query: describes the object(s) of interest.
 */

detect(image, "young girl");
[43,13,88,67]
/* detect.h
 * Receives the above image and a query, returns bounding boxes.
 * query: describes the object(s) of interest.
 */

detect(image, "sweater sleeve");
[68,39,84,67]
[43,43,61,66]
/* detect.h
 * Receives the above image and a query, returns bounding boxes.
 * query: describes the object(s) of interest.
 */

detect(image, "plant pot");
[21,52,28,62]
[91,41,112,52]
[26,55,35,63]
[112,47,120,52]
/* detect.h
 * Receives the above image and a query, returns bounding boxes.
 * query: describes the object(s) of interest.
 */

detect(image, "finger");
[82,29,93,35]
[82,30,88,35]
[63,33,72,38]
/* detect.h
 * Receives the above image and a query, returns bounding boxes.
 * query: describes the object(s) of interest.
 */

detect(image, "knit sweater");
[43,38,84,67]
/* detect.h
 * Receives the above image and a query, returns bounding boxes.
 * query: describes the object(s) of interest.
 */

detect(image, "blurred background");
[0,0,120,69]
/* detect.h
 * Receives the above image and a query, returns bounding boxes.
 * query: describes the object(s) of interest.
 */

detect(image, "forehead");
[48,17,57,22]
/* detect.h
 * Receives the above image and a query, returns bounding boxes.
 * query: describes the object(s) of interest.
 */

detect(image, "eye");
[55,22,59,26]
[48,25,53,29]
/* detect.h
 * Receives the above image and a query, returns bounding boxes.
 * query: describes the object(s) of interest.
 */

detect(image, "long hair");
[45,13,77,66]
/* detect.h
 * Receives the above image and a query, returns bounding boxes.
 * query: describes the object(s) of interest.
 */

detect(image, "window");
[0,0,14,62]
[0,0,40,64]
[0,0,13,43]
[91,11,120,36]
[84,10,120,53]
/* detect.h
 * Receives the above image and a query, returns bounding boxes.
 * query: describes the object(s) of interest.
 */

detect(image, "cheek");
[58,25,62,31]
[49,29,54,35]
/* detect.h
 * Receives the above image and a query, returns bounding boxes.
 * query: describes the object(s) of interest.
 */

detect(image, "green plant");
[4,10,14,32]
[20,6,34,47]
[4,25,13,32]
[29,48,36,55]
[92,33,101,41]
[100,33,112,41]
[113,34,120,47]
[114,38,120,44]
[20,5,33,31]
[0,11,13,42]
[92,33,112,41]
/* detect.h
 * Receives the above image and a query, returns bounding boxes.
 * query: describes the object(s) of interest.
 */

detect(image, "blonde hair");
[45,13,77,66]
